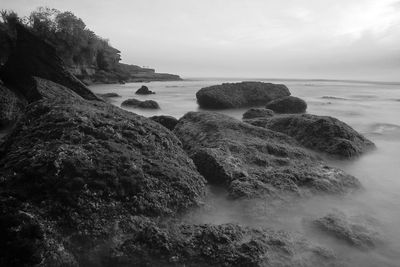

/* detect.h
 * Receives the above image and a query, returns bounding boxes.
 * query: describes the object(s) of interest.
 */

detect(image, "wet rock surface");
[265,96,307,114]
[135,85,155,95]
[313,211,382,250]
[150,115,179,130]
[242,108,275,119]
[174,111,361,199]
[245,114,375,158]
[121,98,160,109]
[196,82,290,109]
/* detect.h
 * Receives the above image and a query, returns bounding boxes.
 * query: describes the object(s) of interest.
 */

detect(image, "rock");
[98,92,121,98]
[196,82,291,109]
[313,211,382,250]
[150,115,178,130]
[242,108,274,119]
[135,85,155,95]
[0,23,100,102]
[121,98,160,109]
[104,216,341,267]
[0,84,25,128]
[0,78,206,266]
[245,114,375,158]
[265,96,307,114]
[174,111,361,199]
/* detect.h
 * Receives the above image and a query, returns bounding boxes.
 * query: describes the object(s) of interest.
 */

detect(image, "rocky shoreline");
[0,24,378,267]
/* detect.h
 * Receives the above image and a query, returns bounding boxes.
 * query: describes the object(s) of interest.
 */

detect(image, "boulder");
[103,216,342,267]
[313,211,382,250]
[0,78,206,265]
[121,98,160,109]
[265,96,307,114]
[98,92,121,98]
[150,115,178,130]
[245,114,375,158]
[174,111,361,199]
[0,23,100,102]
[135,85,155,95]
[196,82,290,109]
[242,108,274,119]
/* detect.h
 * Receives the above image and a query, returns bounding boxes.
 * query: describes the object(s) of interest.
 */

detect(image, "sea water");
[90,79,400,266]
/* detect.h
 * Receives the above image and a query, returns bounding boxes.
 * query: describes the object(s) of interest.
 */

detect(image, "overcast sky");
[2,0,400,80]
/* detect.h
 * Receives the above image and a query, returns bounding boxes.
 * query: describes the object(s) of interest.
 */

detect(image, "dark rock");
[150,115,178,130]
[242,108,274,119]
[313,211,382,250]
[98,92,121,98]
[104,216,341,267]
[135,85,155,95]
[0,84,25,128]
[266,96,307,114]
[196,82,291,109]
[0,78,206,265]
[174,111,361,199]
[245,114,375,158]
[0,23,100,102]
[121,98,160,109]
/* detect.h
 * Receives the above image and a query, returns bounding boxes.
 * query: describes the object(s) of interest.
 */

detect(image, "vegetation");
[0,7,120,71]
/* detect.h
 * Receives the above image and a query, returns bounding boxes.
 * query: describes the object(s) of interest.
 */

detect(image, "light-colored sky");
[2,0,400,80]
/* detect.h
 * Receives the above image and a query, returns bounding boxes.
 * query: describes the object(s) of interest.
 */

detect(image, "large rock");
[98,92,121,98]
[0,23,99,102]
[121,98,160,109]
[313,211,382,250]
[244,114,375,158]
[135,85,155,95]
[0,78,206,265]
[196,82,291,109]
[150,115,179,130]
[265,96,307,114]
[174,111,361,199]
[0,84,25,128]
[103,216,342,267]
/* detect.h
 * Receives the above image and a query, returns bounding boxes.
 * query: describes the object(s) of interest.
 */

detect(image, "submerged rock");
[242,108,275,119]
[0,24,99,102]
[150,115,178,130]
[121,98,160,109]
[135,85,155,95]
[196,82,290,109]
[245,114,375,158]
[98,92,121,98]
[313,211,382,250]
[174,111,361,199]
[265,96,307,114]
[0,78,206,266]
[105,216,342,267]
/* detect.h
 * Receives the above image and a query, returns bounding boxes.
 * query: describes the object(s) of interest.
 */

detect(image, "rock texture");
[104,216,342,267]
[98,92,121,98]
[135,85,155,95]
[313,211,382,250]
[242,108,275,119]
[174,111,361,199]
[121,98,160,109]
[0,84,25,128]
[245,114,375,158]
[196,82,291,109]
[150,115,179,130]
[0,78,206,266]
[0,24,100,102]
[265,96,307,114]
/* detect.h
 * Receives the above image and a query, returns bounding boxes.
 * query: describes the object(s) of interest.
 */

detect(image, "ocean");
[90,79,400,266]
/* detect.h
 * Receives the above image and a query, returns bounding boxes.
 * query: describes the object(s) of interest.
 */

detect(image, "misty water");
[91,79,400,266]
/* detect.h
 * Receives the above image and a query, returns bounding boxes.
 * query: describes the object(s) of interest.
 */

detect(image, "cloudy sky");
[2,0,400,80]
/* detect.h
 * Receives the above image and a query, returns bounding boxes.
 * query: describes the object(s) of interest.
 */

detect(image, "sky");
[2,0,400,81]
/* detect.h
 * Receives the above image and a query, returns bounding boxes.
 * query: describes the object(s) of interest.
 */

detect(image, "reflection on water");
[90,79,400,266]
